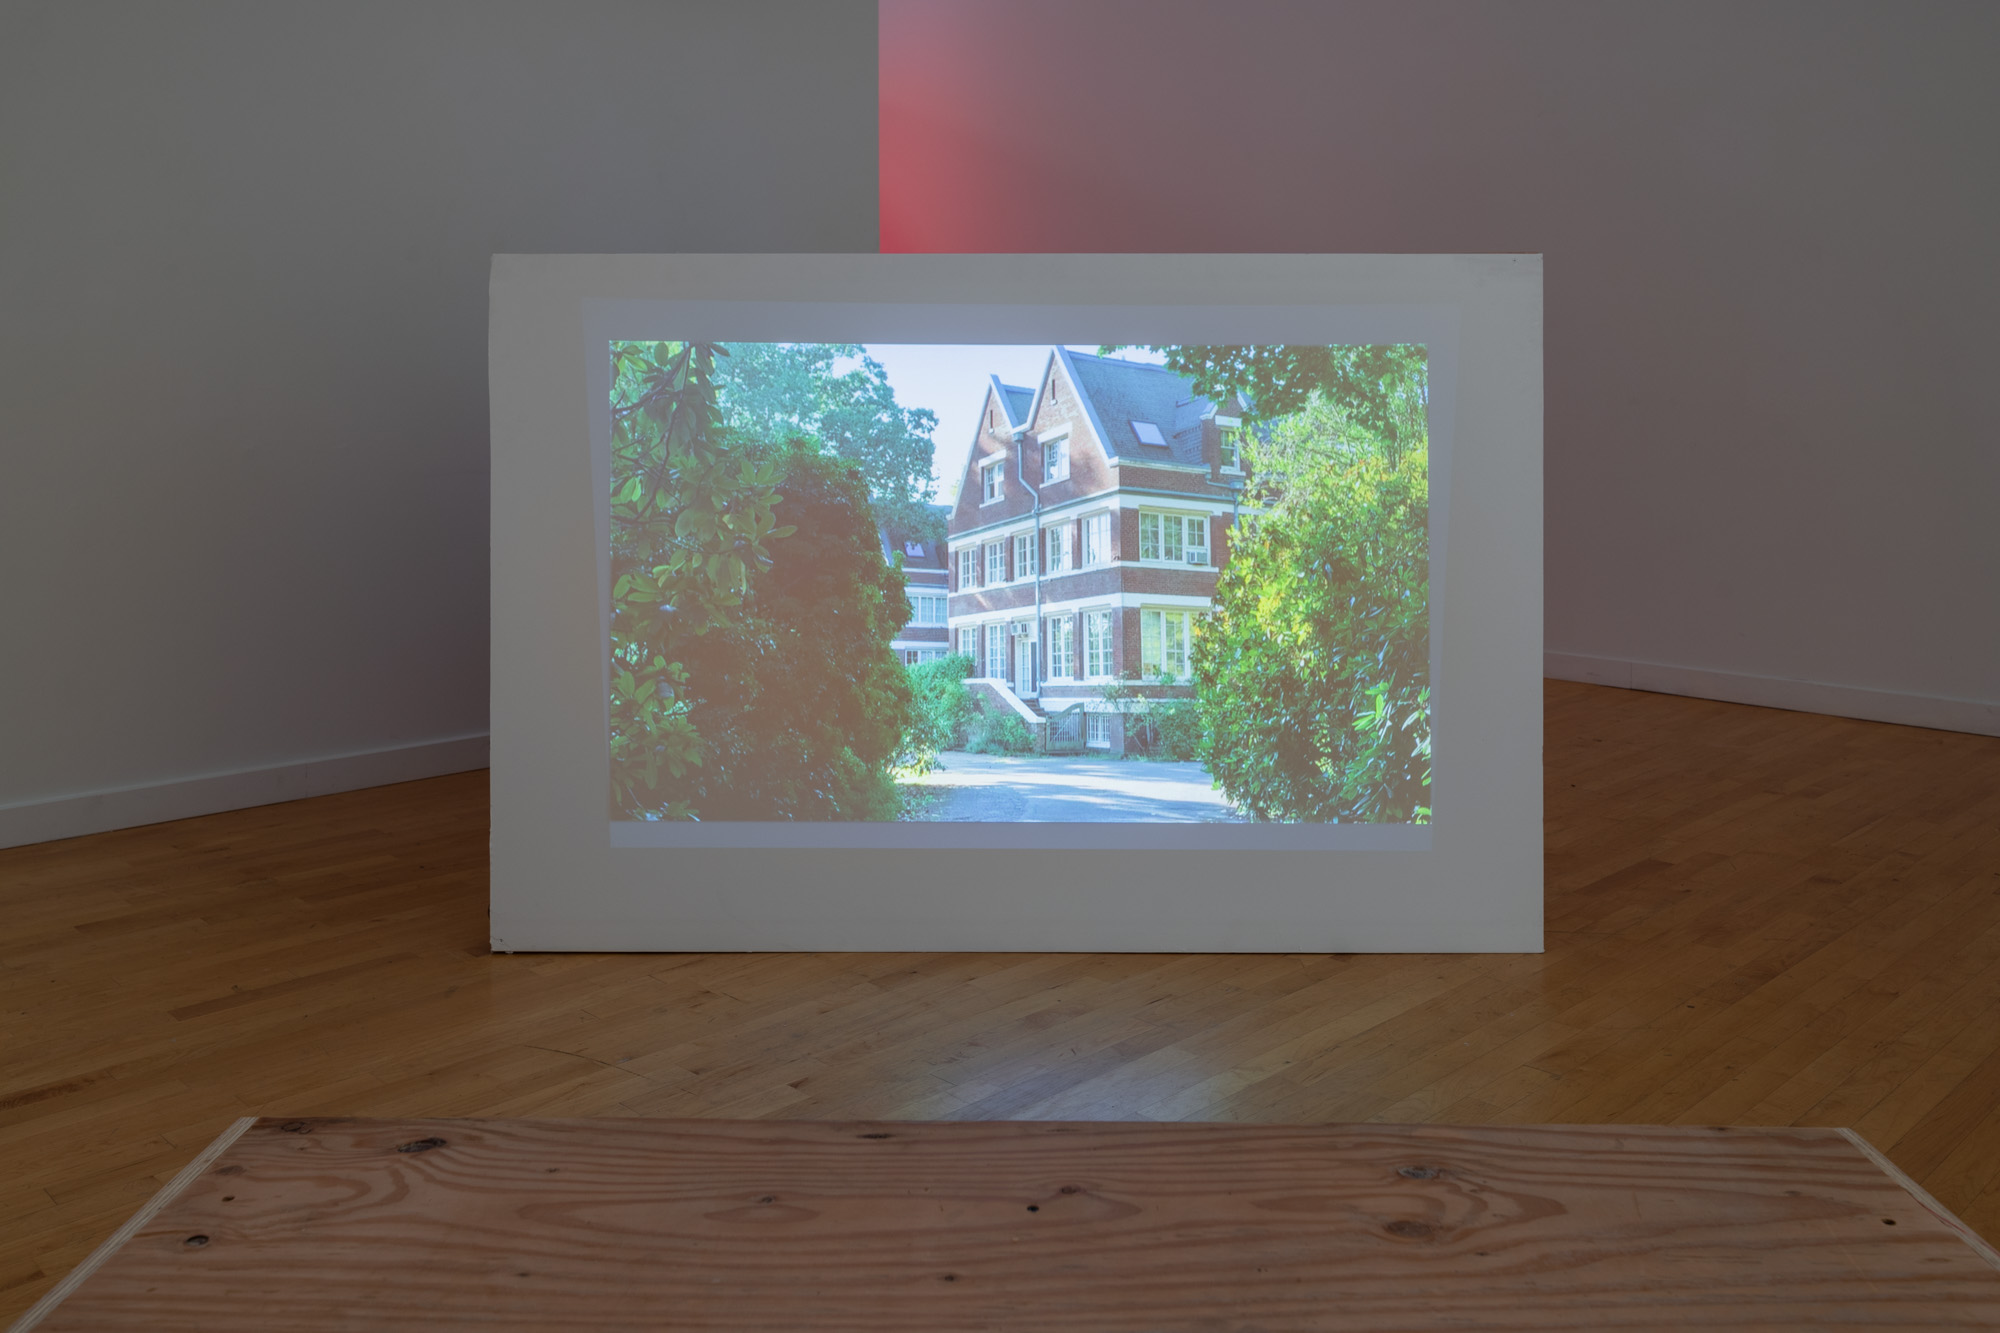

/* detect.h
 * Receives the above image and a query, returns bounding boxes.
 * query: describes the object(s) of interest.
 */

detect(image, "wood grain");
[28,1117,2000,1331]
[2,681,1999,1323]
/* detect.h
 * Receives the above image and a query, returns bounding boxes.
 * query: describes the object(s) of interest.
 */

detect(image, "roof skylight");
[1130,421,1166,446]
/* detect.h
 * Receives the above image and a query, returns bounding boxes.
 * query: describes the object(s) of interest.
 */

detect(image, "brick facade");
[942,350,1253,755]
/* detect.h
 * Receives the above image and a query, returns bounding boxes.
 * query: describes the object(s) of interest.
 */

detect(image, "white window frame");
[1047,523,1074,574]
[1140,607,1196,681]
[1046,613,1074,679]
[1083,609,1114,680]
[1014,531,1037,580]
[985,622,1008,679]
[957,626,978,657]
[957,546,978,588]
[980,458,1004,504]
[985,541,1005,586]
[907,590,947,626]
[1081,511,1112,568]
[1217,417,1245,474]
[1086,712,1111,748]
[1139,510,1210,567]
[1042,432,1070,484]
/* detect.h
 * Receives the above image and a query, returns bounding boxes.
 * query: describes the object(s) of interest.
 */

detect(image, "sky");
[861,344,1164,503]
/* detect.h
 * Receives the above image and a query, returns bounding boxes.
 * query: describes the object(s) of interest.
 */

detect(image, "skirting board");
[0,734,489,851]
[1546,652,2000,739]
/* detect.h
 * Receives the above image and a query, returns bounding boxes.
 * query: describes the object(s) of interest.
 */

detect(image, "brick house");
[884,502,951,664]
[944,349,1251,754]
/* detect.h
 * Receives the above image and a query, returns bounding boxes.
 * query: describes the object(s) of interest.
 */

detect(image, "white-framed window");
[1042,434,1069,484]
[903,647,945,665]
[1047,523,1074,574]
[1014,531,1037,580]
[907,590,947,625]
[957,546,977,588]
[1081,511,1111,567]
[981,458,1004,503]
[1046,613,1074,679]
[985,541,1005,586]
[985,623,1008,679]
[1218,426,1243,474]
[1141,608,1196,681]
[1086,712,1111,747]
[1139,511,1209,566]
[1084,610,1114,678]
[958,626,978,657]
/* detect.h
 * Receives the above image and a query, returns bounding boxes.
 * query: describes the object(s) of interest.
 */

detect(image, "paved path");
[902,752,1245,823]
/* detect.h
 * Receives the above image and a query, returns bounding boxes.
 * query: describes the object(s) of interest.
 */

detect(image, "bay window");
[1139,511,1209,566]
[1047,523,1074,573]
[1081,512,1111,567]
[1084,610,1114,678]
[1014,531,1037,579]
[1046,614,1074,679]
[1140,608,1195,681]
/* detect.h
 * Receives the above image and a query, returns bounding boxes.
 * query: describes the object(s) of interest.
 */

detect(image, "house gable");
[948,379,1035,537]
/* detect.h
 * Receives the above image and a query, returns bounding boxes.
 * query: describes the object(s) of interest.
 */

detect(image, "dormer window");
[1131,421,1166,447]
[903,540,925,558]
[1219,427,1243,473]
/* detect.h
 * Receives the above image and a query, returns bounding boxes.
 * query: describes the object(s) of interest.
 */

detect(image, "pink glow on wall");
[875,0,2000,721]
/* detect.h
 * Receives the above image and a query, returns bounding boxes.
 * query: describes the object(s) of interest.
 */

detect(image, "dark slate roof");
[879,503,951,569]
[1057,350,1237,467]
[993,377,1034,427]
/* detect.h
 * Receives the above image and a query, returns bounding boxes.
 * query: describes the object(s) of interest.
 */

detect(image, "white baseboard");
[0,733,490,850]
[1545,652,2000,738]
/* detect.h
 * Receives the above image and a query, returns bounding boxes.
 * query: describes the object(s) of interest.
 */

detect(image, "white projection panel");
[490,254,1541,952]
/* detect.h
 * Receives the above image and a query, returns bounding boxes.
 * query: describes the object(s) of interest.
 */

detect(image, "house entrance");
[1013,629,1037,698]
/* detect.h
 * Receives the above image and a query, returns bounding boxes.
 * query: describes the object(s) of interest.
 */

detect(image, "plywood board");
[21,1118,2000,1331]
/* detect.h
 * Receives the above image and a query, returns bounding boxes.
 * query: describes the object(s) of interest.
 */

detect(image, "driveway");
[902,752,1246,823]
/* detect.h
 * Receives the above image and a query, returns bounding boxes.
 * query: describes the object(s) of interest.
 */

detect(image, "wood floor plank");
[29,1117,2000,1332]
[3,681,1999,1324]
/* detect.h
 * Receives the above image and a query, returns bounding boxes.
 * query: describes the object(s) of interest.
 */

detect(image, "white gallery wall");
[0,1,879,845]
[882,0,2000,734]
[4,1,1996,849]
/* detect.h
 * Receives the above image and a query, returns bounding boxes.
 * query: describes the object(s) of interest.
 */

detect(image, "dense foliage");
[898,653,977,775]
[716,343,942,542]
[608,341,915,821]
[1117,344,1429,468]
[965,709,1035,756]
[608,342,793,819]
[1174,346,1433,823]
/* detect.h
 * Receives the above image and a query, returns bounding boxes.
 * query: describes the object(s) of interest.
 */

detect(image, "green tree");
[716,343,942,541]
[666,443,914,821]
[1105,343,1428,467]
[1176,352,1432,823]
[608,342,794,820]
[898,652,977,775]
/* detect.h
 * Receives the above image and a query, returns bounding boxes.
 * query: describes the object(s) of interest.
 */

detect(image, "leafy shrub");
[897,653,976,775]
[1147,699,1206,761]
[967,709,1035,755]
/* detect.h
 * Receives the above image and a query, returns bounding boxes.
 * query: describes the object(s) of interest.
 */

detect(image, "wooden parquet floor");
[1,680,1997,1321]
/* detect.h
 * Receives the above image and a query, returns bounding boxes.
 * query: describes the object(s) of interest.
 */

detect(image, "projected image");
[608,343,1430,825]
